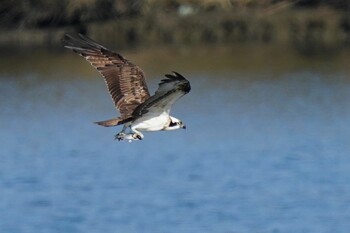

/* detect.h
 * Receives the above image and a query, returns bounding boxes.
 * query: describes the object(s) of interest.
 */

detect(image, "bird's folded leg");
[115,132,126,141]
[114,124,129,141]
[115,126,143,142]
[115,133,142,142]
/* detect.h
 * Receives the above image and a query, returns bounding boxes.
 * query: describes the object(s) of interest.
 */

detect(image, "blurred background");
[1,1,350,233]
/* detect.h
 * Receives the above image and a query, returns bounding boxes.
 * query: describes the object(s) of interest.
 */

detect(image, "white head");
[164,116,186,131]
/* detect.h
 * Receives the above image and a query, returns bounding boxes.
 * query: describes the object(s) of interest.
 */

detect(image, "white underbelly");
[132,112,170,131]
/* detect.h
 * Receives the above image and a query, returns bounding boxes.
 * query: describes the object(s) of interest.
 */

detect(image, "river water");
[1,45,350,233]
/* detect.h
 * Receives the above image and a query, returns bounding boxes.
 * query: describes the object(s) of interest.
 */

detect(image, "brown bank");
[0,0,350,55]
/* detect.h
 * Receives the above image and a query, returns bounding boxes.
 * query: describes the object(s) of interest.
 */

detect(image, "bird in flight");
[62,34,191,142]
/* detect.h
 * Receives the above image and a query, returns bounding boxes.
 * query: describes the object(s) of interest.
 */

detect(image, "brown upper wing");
[62,33,150,120]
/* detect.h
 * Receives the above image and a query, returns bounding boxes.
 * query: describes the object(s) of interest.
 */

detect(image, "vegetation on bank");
[1,0,350,54]
[1,0,350,29]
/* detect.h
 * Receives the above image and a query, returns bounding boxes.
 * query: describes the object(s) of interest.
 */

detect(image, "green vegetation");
[1,0,350,29]
[1,0,350,54]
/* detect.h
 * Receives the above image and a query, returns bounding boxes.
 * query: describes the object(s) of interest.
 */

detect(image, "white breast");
[131,111,170,131]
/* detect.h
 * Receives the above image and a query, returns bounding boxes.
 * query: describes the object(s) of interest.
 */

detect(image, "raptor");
[62,34,191,141]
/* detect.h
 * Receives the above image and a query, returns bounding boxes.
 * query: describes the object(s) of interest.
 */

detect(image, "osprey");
[62,34,191,141]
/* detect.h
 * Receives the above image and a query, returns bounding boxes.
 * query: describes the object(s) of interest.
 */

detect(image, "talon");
[115,132,125,141]
[132,134,143,140]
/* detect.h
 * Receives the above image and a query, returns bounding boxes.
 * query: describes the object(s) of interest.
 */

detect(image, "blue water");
[1,51,350,233]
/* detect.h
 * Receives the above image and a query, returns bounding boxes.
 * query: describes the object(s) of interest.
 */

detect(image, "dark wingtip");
[161,71,191,93]
[61,33,80,48]
[61,33,71,46]
[163,71,187,82]
[172,71,186,79]
[61,33,105,51]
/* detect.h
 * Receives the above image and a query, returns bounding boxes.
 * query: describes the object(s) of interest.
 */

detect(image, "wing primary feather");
[132,72,191,118]
[63,34,191,123]
[62,33,150,120]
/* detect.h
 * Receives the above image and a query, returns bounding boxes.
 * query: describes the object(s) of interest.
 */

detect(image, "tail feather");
[94,117,132,127]
[94,118,122,127]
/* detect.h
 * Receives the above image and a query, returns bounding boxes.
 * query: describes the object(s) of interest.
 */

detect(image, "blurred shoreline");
[1,1,350,56]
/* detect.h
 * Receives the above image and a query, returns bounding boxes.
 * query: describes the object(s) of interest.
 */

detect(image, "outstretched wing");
[62,33,150,120]
[132,72,191,118]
